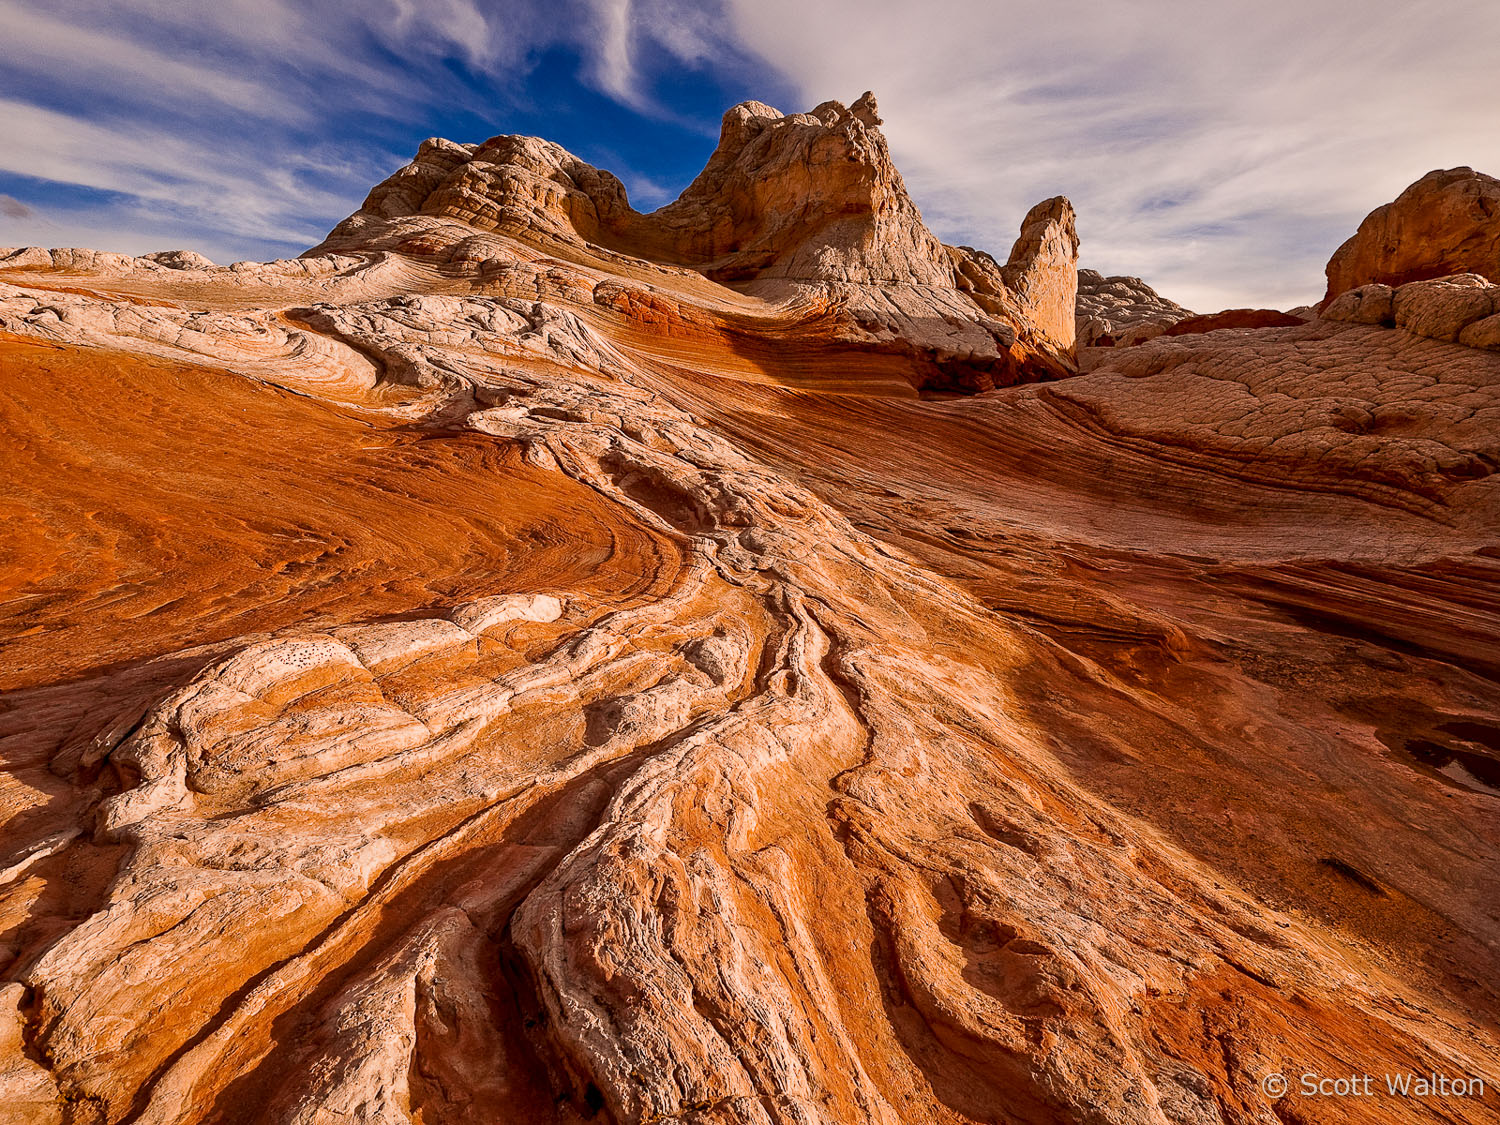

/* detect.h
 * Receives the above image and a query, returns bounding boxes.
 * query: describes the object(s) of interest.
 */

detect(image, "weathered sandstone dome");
[1320,167,1500,353]
[312,93,1081,390]
[1074,268,1192,346]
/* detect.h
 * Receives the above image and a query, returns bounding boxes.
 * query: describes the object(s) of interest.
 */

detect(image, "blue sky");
[2,0,1498,309]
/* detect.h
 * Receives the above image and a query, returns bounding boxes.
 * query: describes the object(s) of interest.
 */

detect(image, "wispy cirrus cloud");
[0,0,771,261]
[0,97,362,245]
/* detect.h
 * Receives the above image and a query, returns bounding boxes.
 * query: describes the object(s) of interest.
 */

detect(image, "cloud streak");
[0,0,774,259]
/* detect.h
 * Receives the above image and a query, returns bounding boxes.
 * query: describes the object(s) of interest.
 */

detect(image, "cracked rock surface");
[1074,270,1192,347]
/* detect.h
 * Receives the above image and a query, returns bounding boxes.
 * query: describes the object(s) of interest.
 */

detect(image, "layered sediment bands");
[0,339,671,687]
[2,136,1500,1124]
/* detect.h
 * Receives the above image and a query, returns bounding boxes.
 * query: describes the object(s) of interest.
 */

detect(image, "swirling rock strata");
[1,103,1499,1125]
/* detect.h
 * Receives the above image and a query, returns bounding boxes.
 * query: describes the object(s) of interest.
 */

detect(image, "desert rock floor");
[0,245,1497,1124]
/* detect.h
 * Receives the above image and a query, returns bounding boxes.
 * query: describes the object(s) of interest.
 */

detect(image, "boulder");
[1393,273,1500,343]
[1325,273,1500,350]
[1323,167,1500,303]
[1321,283,1395,325]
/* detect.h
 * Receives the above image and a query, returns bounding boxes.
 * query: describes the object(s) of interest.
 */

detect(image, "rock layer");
[1,100,1499,1125]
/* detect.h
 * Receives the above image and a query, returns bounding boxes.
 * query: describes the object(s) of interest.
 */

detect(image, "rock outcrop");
[1000,196,1080,349]
[316,93,955,288]
[1321,281,1396,325]
[1,95,1499,1125]
[1074,268,1192,346]
[1319,172,1500,352]
[141,248,216,270]
[1323,273,1500,350]
[327,106,882,286]
[1323,166,1500,303]
[1160,307,1307,336]
[311,94,1079,390]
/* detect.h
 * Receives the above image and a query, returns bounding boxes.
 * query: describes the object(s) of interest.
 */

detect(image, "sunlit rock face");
[1,106,1498,1125]
[1323,166,1500,302]
[1319,175,1500,353]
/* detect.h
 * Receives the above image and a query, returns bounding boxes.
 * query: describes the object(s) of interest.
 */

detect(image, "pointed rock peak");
[1005,197,1079,273]
[851,91,881,127]
[652,90,952,287]
[939,195,1081,363]
[997,196,1080,350]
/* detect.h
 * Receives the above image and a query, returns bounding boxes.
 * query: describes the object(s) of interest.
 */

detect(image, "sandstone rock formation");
[1158,307,1307,336]
[311,94,1078,390]
[1323,166,1500,302]
[1321,281,1395,325]
[2,96,1499,1125]
[314,92,954,288]
[141,249,216,270]
[1074,268,1191,346]
[1317,167,1500,353]
[999,196,1080,348]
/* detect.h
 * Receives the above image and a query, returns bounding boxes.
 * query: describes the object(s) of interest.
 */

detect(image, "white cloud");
[0,0,757,261]
[587,0,642,106]
[0,0,537,260]
[0,98,363,248]
[723,0,1500,309]
[576,0,760,127]
[0,4,305,120]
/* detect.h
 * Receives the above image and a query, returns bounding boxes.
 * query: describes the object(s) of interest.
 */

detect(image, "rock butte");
[0,94,1498,1125]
